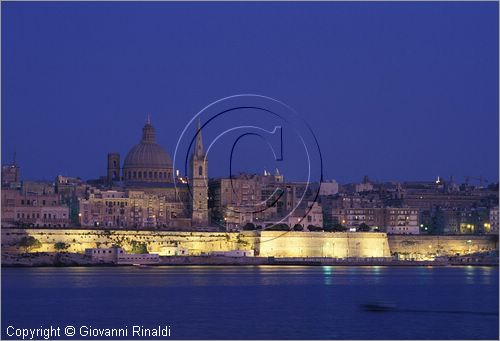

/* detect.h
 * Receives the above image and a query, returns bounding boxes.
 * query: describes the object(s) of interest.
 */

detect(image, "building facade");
[78,188,191,229]
[1,188,70,228]
[385,208,419,234]
[489,206,499,234]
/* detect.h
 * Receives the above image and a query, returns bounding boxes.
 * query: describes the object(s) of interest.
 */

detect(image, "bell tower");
[190,119,209,226]
[107,153,120,184]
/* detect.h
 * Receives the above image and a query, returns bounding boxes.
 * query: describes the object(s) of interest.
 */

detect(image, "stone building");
[287,201,324,229]
[385,208,419,234]
[330,206,419,234]
[78,188,191,229]
[2,164,20,187]
[319,180,339,196]
[331,207,386,229]
[85,246,160,265]
[1,187,70,228]
[210,174,263,208]
[209,169,333,231]
[489,206,499,234]
[77,118,209,230]
[209,170,291,228]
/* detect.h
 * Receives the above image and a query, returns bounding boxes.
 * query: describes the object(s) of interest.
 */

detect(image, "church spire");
[194,118,204,158]
[190,118,209,226]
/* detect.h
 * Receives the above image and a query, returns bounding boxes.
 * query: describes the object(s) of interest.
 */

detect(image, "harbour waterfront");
[2,266,498,340]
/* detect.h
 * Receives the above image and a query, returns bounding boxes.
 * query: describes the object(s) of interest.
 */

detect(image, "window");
[149,171,153,178]
[198,166,203,176]
[133,171,137,179]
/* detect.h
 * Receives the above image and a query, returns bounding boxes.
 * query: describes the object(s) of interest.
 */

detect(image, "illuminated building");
[331,207,419,234]
[78,188,191,228]
[385,208,419,234]
[81,118,210,229]
[489,206,499,234]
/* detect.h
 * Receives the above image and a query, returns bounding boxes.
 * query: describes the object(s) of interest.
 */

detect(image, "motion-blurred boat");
[361,303,396,312]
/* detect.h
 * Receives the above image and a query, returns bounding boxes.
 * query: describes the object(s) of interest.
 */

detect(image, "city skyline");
[2,3,498,341]
[3,113,499,185]
[2,2,498,183]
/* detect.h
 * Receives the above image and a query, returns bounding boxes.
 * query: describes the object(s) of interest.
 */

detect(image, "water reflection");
[416,266,432,285]
[480,266,493,285]
[371,265,382,284]
[464,265,476,285]
[2,266,498,340]
[322,266,332,285]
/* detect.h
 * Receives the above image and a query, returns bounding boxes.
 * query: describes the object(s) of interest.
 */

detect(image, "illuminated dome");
[123,120,173,183]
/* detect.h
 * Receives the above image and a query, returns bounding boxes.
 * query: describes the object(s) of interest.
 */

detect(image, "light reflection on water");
[8,265,495,287]
[322,266,332,285]
[2,265,498,340]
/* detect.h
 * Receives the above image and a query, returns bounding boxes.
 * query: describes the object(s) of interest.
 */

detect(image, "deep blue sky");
[2,2,498,183]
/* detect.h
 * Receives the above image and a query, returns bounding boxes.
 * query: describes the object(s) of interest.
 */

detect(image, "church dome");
[123,141,172,169]
[123,119,173,183]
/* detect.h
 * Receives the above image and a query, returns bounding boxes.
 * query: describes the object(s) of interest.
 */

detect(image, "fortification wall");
[388,235,498,260]
[258,231,391,257]
[1,229,258,255]
[1,229,389,257]
[1,229,497,259]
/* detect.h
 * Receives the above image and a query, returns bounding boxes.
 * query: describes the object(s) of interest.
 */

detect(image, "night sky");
[2,2,498,183]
